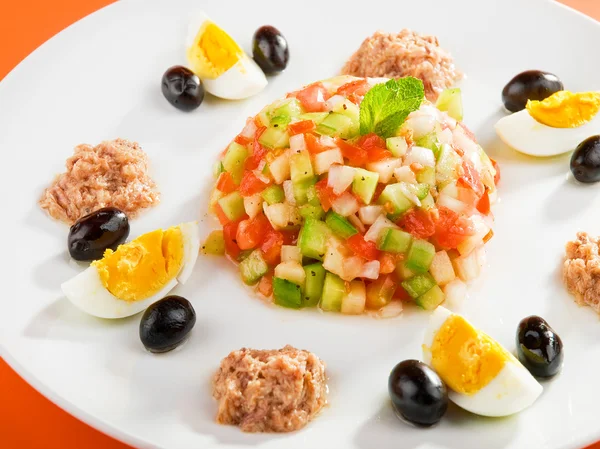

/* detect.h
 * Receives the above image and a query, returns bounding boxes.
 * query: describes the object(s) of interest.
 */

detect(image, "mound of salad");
[203,75,499,315]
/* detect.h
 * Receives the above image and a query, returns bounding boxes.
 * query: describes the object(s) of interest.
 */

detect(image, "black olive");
[68,207,129,261]
[140,296,196,353]
[502,70,563,112]
[516,316,563,378]
[388,360,448,427]
[570,135,600,183]
[161,66,204,111]
[252,26,289,75]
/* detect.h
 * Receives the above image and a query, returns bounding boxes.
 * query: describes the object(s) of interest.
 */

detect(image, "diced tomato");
[239,171,269,197]
[398,209,436,239]
[261,229,284,266]
[257,273,273,297]
[378,252,398,274]
[214,203,230,226]
[280,229,299,245]
[476,190,491,215]
[347,234,381,261]
[336,79,370,104]
[491,158,501,185]
[458,159,484,197]
[235,134,252,146]
[223,221,241,259]
[358,133,393,162]
[433,207,475,250]
[305,133,330,154]
[315,177,337,212]
[372,183,386,203]
[288,120,316,136]
[393,284,412,301]
[294,83,330,112]
[216,172,237,193]
[367,147,393,162]
[244,127,268,170]
[236,214,270,250]
[336,137,368,166]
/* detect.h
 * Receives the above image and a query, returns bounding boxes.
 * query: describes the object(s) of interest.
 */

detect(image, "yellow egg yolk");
[187,21,242,79]
[92,227,184,301]
[428,315,510,395]
[526,91,600,128]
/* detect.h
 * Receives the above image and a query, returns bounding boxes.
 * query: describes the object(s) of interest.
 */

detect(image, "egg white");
[61,222,200,319]
[495,109,600,157]
[185,11,266,100]
[422,307,543,417]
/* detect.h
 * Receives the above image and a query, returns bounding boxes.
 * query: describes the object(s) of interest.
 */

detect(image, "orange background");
[0,0,598,448]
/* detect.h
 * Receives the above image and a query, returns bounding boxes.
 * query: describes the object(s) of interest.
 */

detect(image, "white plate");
[1,0,599,448]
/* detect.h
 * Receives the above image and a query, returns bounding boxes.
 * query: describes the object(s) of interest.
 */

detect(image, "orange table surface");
[0,0,599,448]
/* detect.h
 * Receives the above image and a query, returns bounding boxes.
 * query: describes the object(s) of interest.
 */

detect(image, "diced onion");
[347,213,366,233]
[332,192,360,216]
[328,164,356,195]
[359,260,380,279]
[399,183,421,207]
[325,94,346,111]
[452,250,480,282]
[393,166,417,184]
[405,114,435,138]
[263,202,301,229]
[342,256,364,281]
[436,125,454,146]
[341,280,366,315]
[373,300,403,318]
[319,135,338,148]
[404,146,435,167]
[256,159,267,172]
[270,151,291,184]
[364,214,398,242]
[457,217,490,255]
[283,180,296,206]
[438,194,467,214]
[443,279,467,309]
[314,148,344,174]
[243,194,263,219]
[440,182,459,199]
[240,119,257,138]
[475,244,487,269]
[366,158,402,183]
[453,126,480,158]
[281,245,302,263]
[358,206,384,226]
[289,134,306,154]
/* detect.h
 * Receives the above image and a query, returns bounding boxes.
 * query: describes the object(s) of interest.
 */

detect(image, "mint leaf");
[359,77,425,138]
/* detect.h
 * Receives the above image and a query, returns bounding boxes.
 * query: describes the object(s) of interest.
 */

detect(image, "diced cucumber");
[273,277,303,309]
[386,136,408,157]
[419,193,435,210]
[334,100,360,123]
[290,150,314,184]
[217,191,245,222]
[429,250,456,286]
[222,142,249,184]
[274,261,306,286]
[239,250,268,286]
[303,263,326,307]
[306,183,320,206]
[416,166,435,185]
[415,285,446,310]
[401,273,436,299]
[406,239,436,273]
[396,261,416,280]
[341,280,366,314]
[270,115,291,127]
[436,88,463,121]
[213,161,224,178]
[436,144,462,187]
[259,126,290,149]
[415,133,441,159]
[202,230,225,255]
[238,250,253,262]
[261,185,285,205]
[365,276,396,310]
[292,176,317,205]
[320,272,345,312]
[298,112,329,124]
[378,183,412,217]
[410,183,430,201]
[298,218,331,260]
[271,98,302,120]
[325,212,358,239]
[299,203,325,220]
[377,228,413,253]
[316,113,357,139]
[352,168,379,204]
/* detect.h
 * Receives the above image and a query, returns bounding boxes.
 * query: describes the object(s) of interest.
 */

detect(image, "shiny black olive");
[140,296,196,353]
[502,70,564,112]
[252,26,289,75]
[388,360,448,427]
[68,207,129,261]
[570,135,600,183]
[161,66,204,111]
[516,316,563,378]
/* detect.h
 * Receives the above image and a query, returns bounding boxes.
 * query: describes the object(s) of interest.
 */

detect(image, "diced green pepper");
[320,272,345,312]
[377,228,413,254]
[261,185,285,205]
[273,277,303,309]
[303,263,326,307]
[222,142,249,184]
[217,191,245,222]
[406,239,436,273]
[416,285,446,310]
[202,230,225,255]
[239,251,268,286]
[401,273,436,299]
[325,212,358,239]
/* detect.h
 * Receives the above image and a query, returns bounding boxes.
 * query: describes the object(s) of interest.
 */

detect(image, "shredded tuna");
[563,232,600,313]
[342,30,462,101]
[39,138,160,224]
[212,345,327,433]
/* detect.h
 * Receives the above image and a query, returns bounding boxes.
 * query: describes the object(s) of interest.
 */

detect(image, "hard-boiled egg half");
[186,12,267,100]
[495,90,600,157]
[62,222,200,319]
[422,307,542,417]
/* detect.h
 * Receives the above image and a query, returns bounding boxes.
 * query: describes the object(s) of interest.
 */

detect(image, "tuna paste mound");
[342,29,462,101]
[564,232,600,313]
[40,138,160,224]
[212,345,328,432]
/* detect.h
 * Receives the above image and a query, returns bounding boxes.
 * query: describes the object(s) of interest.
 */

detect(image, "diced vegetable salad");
[204,75,498,315]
